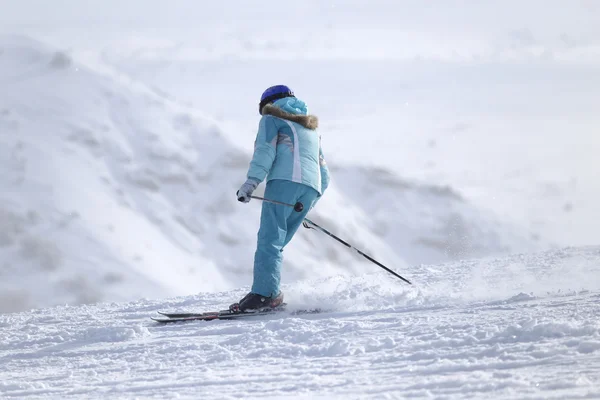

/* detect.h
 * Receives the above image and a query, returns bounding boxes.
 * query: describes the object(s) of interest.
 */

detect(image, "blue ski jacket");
[246,97,330,196]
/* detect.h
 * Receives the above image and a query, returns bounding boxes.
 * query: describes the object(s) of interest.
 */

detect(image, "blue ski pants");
[252,179,320,297]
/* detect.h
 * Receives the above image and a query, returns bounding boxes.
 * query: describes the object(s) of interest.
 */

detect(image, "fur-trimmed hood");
[262,104,319,130]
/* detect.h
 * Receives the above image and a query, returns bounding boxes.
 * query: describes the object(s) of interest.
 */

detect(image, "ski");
[152,305,287,324]
[157,311,217,319]
[151,314,218,323]
[152,305,323,324]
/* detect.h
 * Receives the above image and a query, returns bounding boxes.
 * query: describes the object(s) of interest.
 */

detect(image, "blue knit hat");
[259,85,295,114]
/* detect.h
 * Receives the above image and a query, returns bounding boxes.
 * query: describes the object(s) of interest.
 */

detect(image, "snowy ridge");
[0,35,541,313]
[1,246,599,399]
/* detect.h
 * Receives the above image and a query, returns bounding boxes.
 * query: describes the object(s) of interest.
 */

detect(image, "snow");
[0,1,599,398]
[1,247,599,399]
[0,35,541,313]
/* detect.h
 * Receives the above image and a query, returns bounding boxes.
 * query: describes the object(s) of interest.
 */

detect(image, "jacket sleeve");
[247,116,279,183]
[319,143,330,195]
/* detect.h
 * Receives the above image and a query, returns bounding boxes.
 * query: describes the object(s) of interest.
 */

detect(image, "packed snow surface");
[1,246,599,399]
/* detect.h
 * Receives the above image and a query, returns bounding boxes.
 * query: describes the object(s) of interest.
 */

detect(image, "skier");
[230,85,330,312]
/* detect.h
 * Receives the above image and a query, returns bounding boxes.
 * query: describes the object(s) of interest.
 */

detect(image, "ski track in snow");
[1,247,599,399]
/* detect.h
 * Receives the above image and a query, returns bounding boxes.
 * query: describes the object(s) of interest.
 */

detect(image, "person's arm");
[247,116,278,183]
[237,116,278,203]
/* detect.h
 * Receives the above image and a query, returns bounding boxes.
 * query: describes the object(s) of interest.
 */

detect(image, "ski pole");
[303,218,412,285]
[250,195,304,212]
[250,195,411,285]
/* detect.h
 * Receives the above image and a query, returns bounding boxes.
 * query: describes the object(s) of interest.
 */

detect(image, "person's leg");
[251,180,319,297]
[251,180,296,297]
[282,184,319,248]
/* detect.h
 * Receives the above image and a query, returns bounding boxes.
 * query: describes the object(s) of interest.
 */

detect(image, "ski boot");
[229,292,284,313]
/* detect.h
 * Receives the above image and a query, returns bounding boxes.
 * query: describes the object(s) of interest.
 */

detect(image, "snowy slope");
[0,3,598,397]
[0,35,395,312]
[1,246,599,399]
[0,35,543,313]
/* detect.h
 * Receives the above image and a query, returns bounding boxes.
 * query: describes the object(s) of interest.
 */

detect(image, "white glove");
[236,179,258,203]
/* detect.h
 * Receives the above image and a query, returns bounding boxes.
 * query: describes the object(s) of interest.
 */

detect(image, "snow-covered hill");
[0,35,390,311]
[0,36,542,312]
[1,246,599,399]
[0,2,598,397]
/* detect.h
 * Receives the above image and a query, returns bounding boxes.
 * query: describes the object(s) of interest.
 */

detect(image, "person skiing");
[230,85,330,312]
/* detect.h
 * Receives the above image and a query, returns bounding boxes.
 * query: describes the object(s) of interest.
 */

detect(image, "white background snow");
[0,1,599,398]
